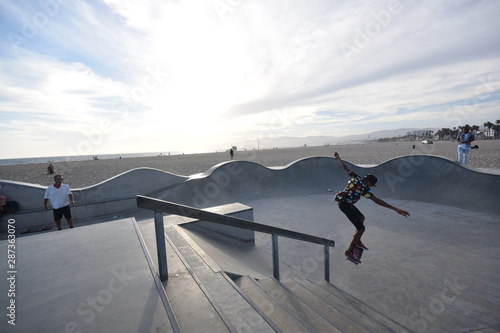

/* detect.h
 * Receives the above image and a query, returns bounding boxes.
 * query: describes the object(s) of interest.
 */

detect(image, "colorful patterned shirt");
[335,171,373,204]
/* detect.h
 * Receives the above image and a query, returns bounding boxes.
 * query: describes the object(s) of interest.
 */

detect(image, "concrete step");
[164,225,275,332]
[234,275,312,332]
[138,221,229,332]
[301,279,413,333]
[257,277,344,332]
[280,278,370,333]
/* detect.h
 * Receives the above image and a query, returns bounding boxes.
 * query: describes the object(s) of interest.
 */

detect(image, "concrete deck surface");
[0,218,173,333]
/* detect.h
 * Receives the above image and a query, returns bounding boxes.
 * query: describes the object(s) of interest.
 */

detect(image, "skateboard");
[21,225,53,234]
[345,245,364,265]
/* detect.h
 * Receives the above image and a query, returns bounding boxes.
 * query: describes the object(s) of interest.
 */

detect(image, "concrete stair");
[235,275,342,332]
[164,224,275,332]
[233,275,413,333]
[301,279,413,333]
[138,220,413,332]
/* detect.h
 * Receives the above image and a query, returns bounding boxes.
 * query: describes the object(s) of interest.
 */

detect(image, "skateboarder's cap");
[364,174,377,187]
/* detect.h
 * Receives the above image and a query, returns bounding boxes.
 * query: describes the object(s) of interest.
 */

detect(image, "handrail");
[136,195,335,282]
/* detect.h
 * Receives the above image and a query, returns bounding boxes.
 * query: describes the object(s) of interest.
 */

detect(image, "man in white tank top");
[44,175,75,230]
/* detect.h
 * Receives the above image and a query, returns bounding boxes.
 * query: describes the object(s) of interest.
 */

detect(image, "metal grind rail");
[136,195,335,282]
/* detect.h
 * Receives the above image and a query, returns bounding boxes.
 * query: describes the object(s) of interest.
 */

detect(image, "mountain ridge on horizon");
[246,128,438,149]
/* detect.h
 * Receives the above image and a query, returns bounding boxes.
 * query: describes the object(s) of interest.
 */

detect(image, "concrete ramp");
[155,155,500,215]
[362,155,500,214]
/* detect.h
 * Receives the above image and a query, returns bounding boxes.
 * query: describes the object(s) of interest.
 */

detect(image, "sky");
[0,0,499,159]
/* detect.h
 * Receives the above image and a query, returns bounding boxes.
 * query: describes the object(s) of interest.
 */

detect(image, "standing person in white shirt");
[457,125,475,165]
[44,175,75,230]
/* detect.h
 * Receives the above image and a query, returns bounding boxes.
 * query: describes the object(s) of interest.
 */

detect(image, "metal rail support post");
[272,234,280,281]
[324,244,330,282]
[154,211,168,281]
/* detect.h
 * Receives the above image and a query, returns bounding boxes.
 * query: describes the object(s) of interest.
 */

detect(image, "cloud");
[0,0,499,158]
[221,0,500,119]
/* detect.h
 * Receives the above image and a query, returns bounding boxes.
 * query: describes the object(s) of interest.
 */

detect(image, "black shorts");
[338,201,365,230]
[53,205,72,221]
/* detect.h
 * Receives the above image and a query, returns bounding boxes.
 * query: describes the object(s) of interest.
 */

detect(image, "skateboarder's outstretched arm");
[334,152,351,174]
[371,195,411,217]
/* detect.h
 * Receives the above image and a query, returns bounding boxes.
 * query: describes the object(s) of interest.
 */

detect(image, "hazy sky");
[1,0,499,158]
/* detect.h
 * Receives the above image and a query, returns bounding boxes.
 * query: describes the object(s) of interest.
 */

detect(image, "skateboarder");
[334,152,410,263]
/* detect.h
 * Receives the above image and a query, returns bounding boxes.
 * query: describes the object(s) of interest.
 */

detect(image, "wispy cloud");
[0,0,499,158]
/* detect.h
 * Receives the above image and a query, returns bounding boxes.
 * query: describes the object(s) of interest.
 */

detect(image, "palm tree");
[484,122,494,139]
[484,121,494,130]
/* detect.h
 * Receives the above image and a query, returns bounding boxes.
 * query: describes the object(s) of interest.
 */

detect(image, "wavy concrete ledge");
[155,155,500,215]
[1,155,499,231]
[0,168,187,231]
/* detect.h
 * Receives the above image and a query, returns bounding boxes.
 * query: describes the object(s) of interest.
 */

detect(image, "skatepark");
[1,155,499,332]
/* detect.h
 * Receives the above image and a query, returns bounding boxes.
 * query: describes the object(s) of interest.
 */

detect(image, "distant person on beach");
[456,125,475,164]
[333,152,411,264]
[47,164,55,174]
[229,148,234,160]
[44,175,75,230]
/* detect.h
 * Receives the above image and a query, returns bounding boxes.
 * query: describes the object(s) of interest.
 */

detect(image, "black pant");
[338,201,365,230]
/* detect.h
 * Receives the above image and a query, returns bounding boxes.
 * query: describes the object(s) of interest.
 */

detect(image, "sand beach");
[1,140,499,189]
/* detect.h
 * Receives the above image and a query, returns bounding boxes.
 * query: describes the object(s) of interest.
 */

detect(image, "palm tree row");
[435,120,500,140]
[377,120,500,142]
